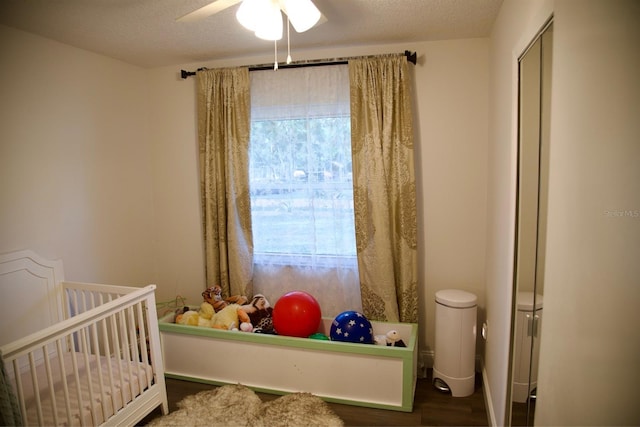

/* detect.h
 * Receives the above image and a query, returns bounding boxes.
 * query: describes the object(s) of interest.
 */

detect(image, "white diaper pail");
[512,291,543,403]
[433,289,477,397]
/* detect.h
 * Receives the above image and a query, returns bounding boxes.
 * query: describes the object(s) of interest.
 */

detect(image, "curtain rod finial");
[404,50,417,65]
[181,69,196,79]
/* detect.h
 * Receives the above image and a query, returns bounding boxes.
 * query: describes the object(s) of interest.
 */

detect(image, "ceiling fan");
[177,0,325,41]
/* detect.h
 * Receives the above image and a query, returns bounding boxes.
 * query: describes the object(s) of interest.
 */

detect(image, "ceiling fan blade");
[316,13,328,27]
[176,0,242,22]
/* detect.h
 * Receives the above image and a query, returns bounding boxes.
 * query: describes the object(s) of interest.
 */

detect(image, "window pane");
[249,65,356,265]
[249,116,356,259]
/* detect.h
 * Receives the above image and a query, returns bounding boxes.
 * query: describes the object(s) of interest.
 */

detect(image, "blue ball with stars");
[330,311,374,344]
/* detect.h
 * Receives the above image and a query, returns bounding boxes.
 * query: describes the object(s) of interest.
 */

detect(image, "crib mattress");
[14,351,152,426]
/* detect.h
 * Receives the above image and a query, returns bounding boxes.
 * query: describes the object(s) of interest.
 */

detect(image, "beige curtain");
[349,54,418,323]
[197,67,254,300]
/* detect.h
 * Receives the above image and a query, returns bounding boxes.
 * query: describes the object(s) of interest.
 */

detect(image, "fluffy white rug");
[148,383,344,426]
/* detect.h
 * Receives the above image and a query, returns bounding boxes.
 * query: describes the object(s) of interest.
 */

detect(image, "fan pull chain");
[274,40,278,70]
[286,16,292,64]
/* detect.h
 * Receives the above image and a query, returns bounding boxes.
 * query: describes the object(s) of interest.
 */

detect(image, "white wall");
[415,39,489,363]
[0,25,156,286]
[537,0,640,424]
[487,0,640,425]
[485,0,554,424]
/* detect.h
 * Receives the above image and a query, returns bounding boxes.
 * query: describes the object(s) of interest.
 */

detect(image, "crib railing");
[63,282,154,361]
[0,283,167,426]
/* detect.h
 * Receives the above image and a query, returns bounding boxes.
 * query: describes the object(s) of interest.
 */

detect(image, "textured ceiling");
[0,0,503,69]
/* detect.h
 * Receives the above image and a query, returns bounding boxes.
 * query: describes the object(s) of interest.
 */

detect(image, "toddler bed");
[0,250,168,426]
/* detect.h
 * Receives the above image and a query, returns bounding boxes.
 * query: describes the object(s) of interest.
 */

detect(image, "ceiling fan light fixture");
[255,7,283,40]
[281,0,321,33]
[236,0,260,31]
[236,0,283,41]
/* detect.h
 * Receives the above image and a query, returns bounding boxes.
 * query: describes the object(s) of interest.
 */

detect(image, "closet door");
[510,21,552,427]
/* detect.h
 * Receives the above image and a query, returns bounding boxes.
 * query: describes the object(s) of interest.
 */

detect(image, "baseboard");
[481,359,497,427]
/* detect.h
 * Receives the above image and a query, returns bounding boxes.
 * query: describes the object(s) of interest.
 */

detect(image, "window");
[249,65,356,266]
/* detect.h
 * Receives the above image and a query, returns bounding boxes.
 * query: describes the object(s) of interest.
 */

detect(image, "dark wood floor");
[511,399,535,426]
[141,369,488,426]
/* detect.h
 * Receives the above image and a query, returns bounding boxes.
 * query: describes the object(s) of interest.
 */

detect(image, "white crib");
[0,250,168,426]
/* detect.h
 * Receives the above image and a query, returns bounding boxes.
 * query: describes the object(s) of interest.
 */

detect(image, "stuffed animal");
[202,285,249,312]
[374,334,387,346]
[197,301,215,327]
[175,308,198,326]
[174,306,188,322]
[211,303,252,331]
[175,302,216,327]
[386,330,406,347]
[241,294,275,334]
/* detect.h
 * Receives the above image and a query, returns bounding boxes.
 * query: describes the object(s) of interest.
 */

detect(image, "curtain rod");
[180,50,417,79]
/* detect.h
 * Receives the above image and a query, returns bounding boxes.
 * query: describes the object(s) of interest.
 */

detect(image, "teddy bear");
[175,302,252,331]
[175,301,215,327]
[240,294,275,334]
[211,303,252,331]
[202,285,249,312]
[174,307,198,326]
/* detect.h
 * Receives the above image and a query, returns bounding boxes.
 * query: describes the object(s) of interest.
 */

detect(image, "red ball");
[272,291,322,338]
